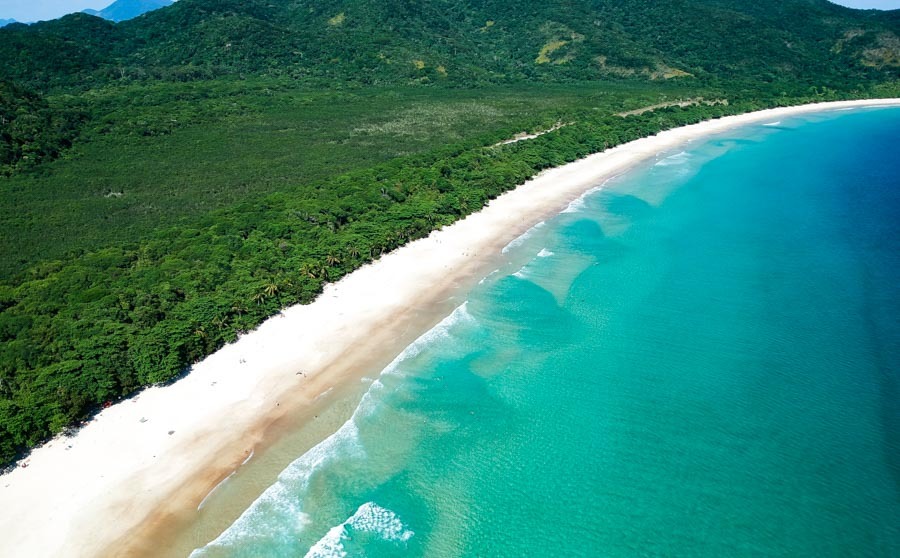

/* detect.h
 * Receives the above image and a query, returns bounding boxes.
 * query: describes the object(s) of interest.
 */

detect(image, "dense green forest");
[0,81,86,176]
[0,0,898,468]
[2,0,899,89]
[1,81,702,279]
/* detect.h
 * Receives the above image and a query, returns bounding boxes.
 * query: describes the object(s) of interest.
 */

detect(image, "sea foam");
[193,303,472,555]
[380,301,474,376]
[191,419,363,554]
[197,471,235,511]
[501,221,546,253]
[654,150,691,166]
[304,502,413,558]
[560,177,616,214]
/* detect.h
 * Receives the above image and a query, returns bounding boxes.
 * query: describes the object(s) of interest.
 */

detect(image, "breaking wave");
[304,502,414,558]
[501,221,546,253]
[192,302,472,555]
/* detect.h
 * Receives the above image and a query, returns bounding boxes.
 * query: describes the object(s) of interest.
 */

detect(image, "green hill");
[1,0,898,88]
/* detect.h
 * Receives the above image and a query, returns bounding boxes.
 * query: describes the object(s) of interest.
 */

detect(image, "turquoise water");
[193,108,900,557]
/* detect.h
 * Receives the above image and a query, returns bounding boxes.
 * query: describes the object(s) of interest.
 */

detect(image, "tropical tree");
[263,282,279,297]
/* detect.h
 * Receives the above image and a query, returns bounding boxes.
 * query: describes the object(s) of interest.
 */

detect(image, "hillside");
[1,0,898,89]
[0,82,85,176]
[83,0,174,23]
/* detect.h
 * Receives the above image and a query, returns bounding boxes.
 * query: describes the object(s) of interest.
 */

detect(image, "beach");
[2,98,898,558]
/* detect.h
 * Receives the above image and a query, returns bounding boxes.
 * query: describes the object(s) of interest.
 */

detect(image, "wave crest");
[305,502,414,558]
[501,221,546,253]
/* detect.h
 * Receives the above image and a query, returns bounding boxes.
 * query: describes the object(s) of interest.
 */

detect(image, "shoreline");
[2,98,898,557]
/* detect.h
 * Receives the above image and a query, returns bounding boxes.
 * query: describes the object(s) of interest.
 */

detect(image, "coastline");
[2,98,898,557]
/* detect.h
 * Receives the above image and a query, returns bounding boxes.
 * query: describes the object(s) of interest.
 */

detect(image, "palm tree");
[325,253,341,267]
[264,283,279,297]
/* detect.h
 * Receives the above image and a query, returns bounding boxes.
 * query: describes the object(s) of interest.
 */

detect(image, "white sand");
[2,98,898,557]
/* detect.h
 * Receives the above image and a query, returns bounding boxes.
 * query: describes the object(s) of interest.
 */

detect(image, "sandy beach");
[1,98,898,558]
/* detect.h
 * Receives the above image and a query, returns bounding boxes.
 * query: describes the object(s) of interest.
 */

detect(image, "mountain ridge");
[82,0,174,23]
[1,0,898,89]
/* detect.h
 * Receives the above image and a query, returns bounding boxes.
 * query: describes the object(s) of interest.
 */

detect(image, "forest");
[0,0,898,467]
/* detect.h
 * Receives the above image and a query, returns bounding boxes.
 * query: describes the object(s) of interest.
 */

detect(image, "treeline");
[0,91,877,467]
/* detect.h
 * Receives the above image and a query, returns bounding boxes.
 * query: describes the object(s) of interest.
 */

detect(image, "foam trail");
[561,196,587,214]
[654,151,691,166]
[501,221,545,253]
[560,175,618,214]
[380,301,474,376]
[241,449,254,466]
[477,268,501,285]
[197,472,235,511]
[304,502,413,558]
[512,250,553,278]
[191,418,361,554]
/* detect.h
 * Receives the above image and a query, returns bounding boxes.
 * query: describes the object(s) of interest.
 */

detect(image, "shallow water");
[192,107,900,557]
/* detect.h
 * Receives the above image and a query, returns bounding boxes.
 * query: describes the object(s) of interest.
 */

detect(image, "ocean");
[191,107,900,557]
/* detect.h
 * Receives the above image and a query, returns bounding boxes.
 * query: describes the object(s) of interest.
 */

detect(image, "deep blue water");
[193,107,900,557]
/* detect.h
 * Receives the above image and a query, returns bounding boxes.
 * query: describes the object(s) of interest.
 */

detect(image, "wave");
[192,302,473,555]
[510,248,555,280]
[560,176,618,214]
[191,418,363,555]
[241,449,254,466]
[654,150,691,166]
[501,221,546,253]
[304,502,413,558]
[762,121,781,126]
[197,447,256,511]
[197,471,236,511]
[477,268,501,285]
[380,301,474,376]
